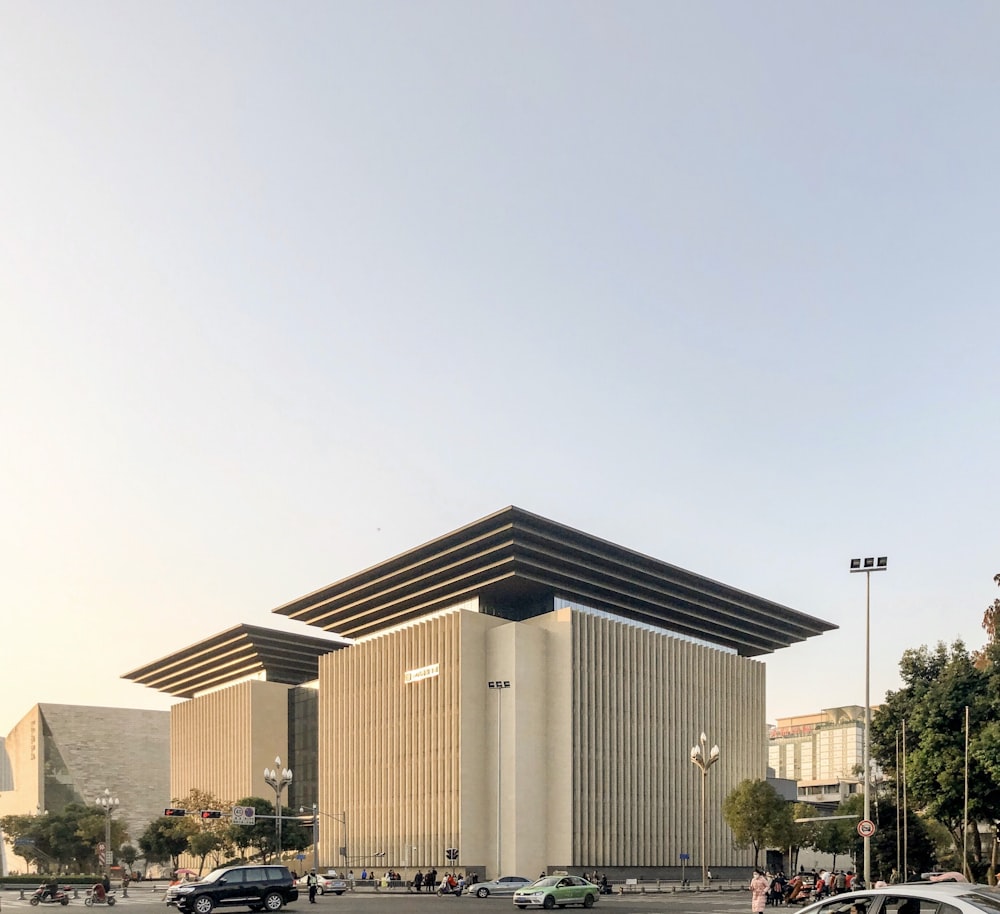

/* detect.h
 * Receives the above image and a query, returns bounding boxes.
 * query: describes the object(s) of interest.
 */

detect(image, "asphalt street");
[0,890,754,914]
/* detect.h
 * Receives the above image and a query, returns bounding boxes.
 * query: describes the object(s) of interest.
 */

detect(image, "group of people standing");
[411,869,468,894]
[750,867,867,910]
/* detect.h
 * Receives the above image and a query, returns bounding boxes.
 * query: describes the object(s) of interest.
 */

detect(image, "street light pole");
[690,733,720,888]
[95,789,119,879]
[488,679,512,879]
[301,807,349,876]
[264,756,293,859]
[850,555,887,888]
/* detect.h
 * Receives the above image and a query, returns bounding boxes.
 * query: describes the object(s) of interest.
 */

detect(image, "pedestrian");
[750,869,768,914]
[414,871,423,892]
[307,870,318,904]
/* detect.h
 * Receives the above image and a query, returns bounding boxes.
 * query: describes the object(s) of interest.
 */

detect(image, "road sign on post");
[857,819,877,838]
[232,805,256,826]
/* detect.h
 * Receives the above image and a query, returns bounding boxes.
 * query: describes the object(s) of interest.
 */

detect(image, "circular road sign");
[857,819,877,838]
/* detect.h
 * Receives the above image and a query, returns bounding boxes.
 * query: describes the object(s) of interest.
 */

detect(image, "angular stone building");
[126,507,835,879]
[0,704,170,874]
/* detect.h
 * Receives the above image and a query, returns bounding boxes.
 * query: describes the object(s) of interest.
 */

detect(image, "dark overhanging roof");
[272,506,836,656]
[121,624,348,699]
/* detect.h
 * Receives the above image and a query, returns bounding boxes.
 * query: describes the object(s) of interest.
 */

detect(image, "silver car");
[472,877,532,898]
[798,881,1000,914]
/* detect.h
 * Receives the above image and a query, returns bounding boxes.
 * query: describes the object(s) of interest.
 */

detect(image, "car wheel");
[476,888,489,898]
[543,896,556,909]
[192,896,214,914]
[334,892,344,896]
[263,892,284,912]
[583,895,594,908]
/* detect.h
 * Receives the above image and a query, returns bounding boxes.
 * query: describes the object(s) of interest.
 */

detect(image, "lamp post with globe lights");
[264,757,293,858]
[95,789,119,879]
[690,733,720,888]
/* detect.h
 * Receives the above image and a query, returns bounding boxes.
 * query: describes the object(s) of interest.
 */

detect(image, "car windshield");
[532,878,560,887]
[961,889,1000,912]
[199,870,227,884]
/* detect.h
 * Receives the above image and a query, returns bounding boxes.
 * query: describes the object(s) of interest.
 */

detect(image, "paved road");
[0,889,753,914]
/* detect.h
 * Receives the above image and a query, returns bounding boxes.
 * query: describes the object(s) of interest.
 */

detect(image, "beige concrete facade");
[171,680,291,804]
[316,604,765,877]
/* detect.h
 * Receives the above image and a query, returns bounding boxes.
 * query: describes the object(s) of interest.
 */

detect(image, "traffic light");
[445,847,459,860]
[200,810,223,819]
[164,808,187,817]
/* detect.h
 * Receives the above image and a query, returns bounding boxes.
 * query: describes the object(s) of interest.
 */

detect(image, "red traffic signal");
[200,810,222,819]
[164,808,187,817]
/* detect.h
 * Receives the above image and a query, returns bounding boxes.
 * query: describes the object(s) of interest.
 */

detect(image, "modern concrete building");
[126,507,835,879]
[0,704,170,875]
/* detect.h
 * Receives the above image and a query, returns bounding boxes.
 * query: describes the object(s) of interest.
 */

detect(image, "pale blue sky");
[2,2,998,738]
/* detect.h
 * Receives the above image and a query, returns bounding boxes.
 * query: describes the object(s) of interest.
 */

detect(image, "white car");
[295,875,347,896]
[798,881,1000,914]
[471,877,532,898]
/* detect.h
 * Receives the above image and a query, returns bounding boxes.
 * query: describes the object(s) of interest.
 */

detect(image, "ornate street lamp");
[264,756,293,858]
[95,788,119,879]
[690,733,720,888]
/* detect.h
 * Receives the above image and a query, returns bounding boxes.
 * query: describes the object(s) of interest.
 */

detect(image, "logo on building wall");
[404,663,440,684]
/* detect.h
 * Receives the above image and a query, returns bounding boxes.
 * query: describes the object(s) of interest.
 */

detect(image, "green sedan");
[512,875,598,909]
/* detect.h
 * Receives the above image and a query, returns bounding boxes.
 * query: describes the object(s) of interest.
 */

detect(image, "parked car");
[513,875,598,909]
[798,880,1000,914]
[169,865,298,914]
[472,876,532,898]
[295,875,347,896]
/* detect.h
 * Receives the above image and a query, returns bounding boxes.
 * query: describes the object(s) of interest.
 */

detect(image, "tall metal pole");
[964,706,970,880]
[864,569,871,888]
[312,803,319,875]
[488,680,511,879]
[497,686,502,879]
[850,556,886,888]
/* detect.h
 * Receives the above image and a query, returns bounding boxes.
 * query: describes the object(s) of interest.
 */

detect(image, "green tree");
[139,816,198,872]
[722,779,789,868]
[871,639,1000,878]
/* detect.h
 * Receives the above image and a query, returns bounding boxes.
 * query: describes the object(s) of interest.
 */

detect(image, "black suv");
[170,865,298,914]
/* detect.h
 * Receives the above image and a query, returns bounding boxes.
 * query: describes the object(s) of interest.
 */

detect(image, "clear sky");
[2,2,998,740]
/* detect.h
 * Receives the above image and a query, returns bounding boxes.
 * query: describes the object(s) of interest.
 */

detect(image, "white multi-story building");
[768,706,868,806]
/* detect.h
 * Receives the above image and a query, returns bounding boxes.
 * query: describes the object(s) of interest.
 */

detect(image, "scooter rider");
[41,881,60,901]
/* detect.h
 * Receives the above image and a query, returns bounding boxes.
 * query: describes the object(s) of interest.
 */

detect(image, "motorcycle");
[30,886,70,906]
[85,885,117,907]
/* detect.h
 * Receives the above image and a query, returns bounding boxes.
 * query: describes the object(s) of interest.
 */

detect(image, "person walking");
[750,869,769,914]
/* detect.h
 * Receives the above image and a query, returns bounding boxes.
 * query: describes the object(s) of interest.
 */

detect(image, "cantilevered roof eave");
[270,506,836,655]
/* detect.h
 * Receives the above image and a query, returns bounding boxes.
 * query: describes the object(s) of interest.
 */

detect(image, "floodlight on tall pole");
[264,756,293,858]
[690,732,720,888]
[850,555,887,888]
[95,788,119,878]
[488,679,512,879]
